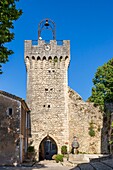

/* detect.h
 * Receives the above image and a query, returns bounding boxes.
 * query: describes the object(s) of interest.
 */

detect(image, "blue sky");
[0,0,113,101]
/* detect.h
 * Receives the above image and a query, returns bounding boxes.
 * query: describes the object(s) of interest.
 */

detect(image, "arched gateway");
[39,136,57,160]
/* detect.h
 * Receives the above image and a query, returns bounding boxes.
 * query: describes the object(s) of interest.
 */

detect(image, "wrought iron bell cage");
[38,18,56,40]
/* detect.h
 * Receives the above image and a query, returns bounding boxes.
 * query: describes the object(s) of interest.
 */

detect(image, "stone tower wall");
[24,40,70,156]
[68,88,103,154]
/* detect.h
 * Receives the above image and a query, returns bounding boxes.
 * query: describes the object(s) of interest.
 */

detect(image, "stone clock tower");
[24,18,70,160]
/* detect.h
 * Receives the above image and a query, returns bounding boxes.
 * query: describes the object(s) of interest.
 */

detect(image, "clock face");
[44,44,51,51]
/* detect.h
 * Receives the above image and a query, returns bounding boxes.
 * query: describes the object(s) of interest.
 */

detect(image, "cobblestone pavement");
[1,159,113,170]
[0,160,71,170]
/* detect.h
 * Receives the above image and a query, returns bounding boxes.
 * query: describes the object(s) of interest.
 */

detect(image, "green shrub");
[89,127,95,137]
[27,146,35,152]
[88,121,95,137]
[54,57,58,62]
[61,145,67,155]
[55,154,63,163]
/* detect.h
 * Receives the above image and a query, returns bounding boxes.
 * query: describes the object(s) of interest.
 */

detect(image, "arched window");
[26,56,29,59]
[37,56,41,60]
[65,56,68,60]
[42,56,46,60]
[60,56,63,61]
[54,56,58,62]
[48,56,52,61]
[32,56,35,60]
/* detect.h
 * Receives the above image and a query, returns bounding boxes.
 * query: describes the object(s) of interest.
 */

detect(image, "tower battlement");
[24,39,70,70]
[24,40,70,59]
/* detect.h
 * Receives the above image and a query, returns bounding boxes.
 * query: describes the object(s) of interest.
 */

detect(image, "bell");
[45,19,49,27]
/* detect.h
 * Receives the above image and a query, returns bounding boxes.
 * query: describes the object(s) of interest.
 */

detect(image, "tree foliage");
[0,0,22,73]
[88,58,113,110]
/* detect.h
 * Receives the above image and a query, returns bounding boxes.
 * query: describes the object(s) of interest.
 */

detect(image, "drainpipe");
[25,111,28,153]
[20,103,22,163]
[20,134,23,163]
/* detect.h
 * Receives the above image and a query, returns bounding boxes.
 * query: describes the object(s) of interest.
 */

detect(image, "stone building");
[24,19,103,160]
[0,91,30,165]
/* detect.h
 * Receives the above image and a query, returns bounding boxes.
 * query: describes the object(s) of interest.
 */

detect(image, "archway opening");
[39,136,58,161]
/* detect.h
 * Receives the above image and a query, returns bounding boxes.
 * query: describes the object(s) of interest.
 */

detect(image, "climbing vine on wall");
[88,121,95,137]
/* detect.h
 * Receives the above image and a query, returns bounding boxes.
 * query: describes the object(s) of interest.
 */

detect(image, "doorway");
[39,136,57,160]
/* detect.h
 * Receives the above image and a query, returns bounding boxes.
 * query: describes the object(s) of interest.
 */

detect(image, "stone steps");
[22,159,35,167]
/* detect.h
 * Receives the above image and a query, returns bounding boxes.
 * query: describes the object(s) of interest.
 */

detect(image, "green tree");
[0,0,22,74]
[88,58,113,110]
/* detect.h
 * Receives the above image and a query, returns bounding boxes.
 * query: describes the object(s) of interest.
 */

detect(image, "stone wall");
[0,92,29,164]
[0,94,21,165]
[68,87,103,154]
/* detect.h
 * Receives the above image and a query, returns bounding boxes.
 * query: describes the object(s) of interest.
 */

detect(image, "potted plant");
[27,146,36,161]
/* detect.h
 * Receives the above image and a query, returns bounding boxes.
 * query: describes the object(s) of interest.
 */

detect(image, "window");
[37,56,41,60]
[65,56,68,60]
[45,88,48,91]
[48,105,50,108]
[48,56,52,62]
[8,108,13,116]
[26,111,30,129]
[60,56,63,61]
[43,56,46,60]
[32,56,35,60]
[54,56,58,62]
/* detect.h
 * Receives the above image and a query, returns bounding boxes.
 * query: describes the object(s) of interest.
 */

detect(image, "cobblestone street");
[0,160,71,170]
[1,158,113,170]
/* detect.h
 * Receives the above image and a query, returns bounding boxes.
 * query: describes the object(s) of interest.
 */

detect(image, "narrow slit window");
[8,108,13,116]
[60,56,63,61]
